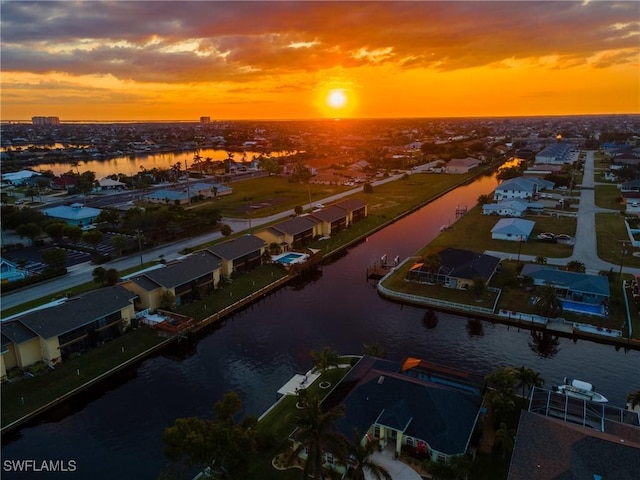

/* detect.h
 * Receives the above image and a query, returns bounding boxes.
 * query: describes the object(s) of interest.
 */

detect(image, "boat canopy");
[570,379,593,391]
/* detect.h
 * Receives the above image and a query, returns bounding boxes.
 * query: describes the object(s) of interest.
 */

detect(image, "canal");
[2,173,639,479]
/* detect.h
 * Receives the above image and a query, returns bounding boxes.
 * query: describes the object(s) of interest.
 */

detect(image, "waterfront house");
[520,265,610,306]
[446,157,480,174]
[406,248,501,289]
[120,250,221,311]
[491,218,535,242]
[493,177,553,201]
[206,234,266,277]
[508,391,640,480]
[0,285,137,375]
[97,177,126,191]
[308,356,483,469]
[1,170,41,186]
[255,216,320,250]
[334,198,368,224]
[310,206,348,236]
[42,203,102,227]
[482,199,531,217]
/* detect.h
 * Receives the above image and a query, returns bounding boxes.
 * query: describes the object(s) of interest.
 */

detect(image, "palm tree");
[423,253,441,283]
[514,366,544,399]
[627,391,640,410]
[494,422,516,459]
[566,260,585,273]
[345,430,392,480]
[362,343,386,358]
[290,391,346,480]
[311,346,340,376]
[534,256,547,265]
[535,284,563,319]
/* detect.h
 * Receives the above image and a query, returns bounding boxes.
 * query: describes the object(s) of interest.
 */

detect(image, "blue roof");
[491,218,535,237]
[520,265,610,297]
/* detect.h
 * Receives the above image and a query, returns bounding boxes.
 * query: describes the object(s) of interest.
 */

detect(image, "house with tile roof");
[0,285,137,375]
[120,250,221,311]
[491,218,535,242]
[206,234,266,277]
[315,356,484,466]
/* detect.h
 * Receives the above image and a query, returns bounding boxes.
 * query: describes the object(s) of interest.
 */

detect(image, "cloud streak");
[2,1,638,84]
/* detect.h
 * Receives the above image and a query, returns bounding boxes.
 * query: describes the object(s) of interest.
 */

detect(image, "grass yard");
[417,207,576,259]
[1,327,167,428]
[595,213,640,268]
[191,176,350,218]
[177,264,288,321]
[594,184,623,210]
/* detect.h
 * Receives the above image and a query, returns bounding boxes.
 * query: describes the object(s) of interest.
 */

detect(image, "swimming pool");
[561,299,605,316]
[273,252,308,265]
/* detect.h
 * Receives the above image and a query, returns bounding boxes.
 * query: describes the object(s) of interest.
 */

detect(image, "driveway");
[368,448,423,480]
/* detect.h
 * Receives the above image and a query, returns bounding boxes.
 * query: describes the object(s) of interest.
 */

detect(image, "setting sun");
[327,89,347,109]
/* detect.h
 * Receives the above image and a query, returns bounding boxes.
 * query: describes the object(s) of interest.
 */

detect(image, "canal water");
[2,174,639,479]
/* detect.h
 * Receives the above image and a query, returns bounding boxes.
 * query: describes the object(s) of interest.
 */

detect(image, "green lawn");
[594,184,623,211]
[595,213,640,268]
[1,327,167,428]
[418,207,576,259]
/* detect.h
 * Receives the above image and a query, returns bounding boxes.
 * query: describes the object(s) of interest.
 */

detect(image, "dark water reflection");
[2,174,639,479]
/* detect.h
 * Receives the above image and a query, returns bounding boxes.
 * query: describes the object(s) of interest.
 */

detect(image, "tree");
[220,224,232,237]
[363,182,374,193]
[290,390,346,480]
[477,194,492,206]
[16,222,41,245]
[24,187,38,202]
[105,268,120,286]
[96,209,120,228]
[44,222,66,243]
[566,260,585,273]
[311,346,340,375]
[93,266,107,286]
[534,256,547,265]
[75,171,97,195]
[83,229,104,252]
[42,248,67,272]
[109,235,130,256]
[494,422,516,459]
[362,343,386,358]
[64,225,83,244]
[294,205,304,215]
[160,291,176,311]
[345,430,392,480]
[485,389,516,427]
[423,253,442,283]
[163,392,257,478]
[627,391,640,409]
[535,284,563,319]
[269,242,281,255]
[514,366,544,399]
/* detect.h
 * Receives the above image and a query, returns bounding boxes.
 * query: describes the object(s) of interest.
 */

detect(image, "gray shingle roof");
[1,320,37,344]
[437,248,501,281]
[272,216,317,235]
[207,234,265,261]
[16,285,137,339]
[143,251,220,288]
[310,206,347,223]
[508,411,640,480]
[329,356,483,456]
[334,198,367,212]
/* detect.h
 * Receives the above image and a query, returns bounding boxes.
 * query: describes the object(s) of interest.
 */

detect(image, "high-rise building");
[200,116,211,124]
[32,116,60,125]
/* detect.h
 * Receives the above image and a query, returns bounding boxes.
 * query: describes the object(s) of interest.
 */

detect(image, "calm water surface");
[2,174,639,479]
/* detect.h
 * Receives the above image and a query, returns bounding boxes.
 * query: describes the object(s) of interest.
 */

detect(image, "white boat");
[555,377,608,403]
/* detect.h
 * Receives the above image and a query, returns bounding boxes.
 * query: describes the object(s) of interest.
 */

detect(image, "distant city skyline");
[1,1,639,121]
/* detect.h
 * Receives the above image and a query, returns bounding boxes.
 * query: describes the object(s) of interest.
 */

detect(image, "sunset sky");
[1,1,638,121]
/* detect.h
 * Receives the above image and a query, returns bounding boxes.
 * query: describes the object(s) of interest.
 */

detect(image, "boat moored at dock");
[554,377,608,403]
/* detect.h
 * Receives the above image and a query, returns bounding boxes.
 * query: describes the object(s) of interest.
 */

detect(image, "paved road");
[486,150,640,276]
[1,167,431,311]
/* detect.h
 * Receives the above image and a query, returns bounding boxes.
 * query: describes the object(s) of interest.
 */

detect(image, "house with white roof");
[446,157,480,174]
[482,199,543,217]
[493,177,554,201]
[1,170,41,186]
[491,218,535,242]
